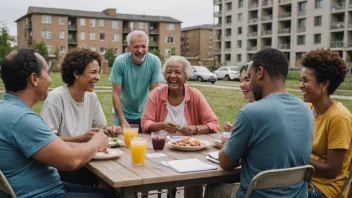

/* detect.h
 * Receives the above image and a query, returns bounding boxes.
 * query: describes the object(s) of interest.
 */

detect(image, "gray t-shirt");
[41,85,107,137]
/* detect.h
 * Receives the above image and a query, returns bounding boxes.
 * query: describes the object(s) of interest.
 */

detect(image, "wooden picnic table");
[86,133,241,198]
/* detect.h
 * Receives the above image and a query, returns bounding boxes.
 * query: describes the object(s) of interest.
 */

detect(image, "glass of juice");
[151,132,167,151]
[123,124,139,147]
[131,137,147,165]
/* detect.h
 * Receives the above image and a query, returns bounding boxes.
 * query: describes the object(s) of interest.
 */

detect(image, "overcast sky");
[1,0,214,36]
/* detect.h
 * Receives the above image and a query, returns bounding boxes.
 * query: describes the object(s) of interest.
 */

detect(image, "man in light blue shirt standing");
[109,30,163,131]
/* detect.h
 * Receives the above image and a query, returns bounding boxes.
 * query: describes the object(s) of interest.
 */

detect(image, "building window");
[91,47,96,51]
[298,2,307,11]
[90,19,95,27]
[99,20,105,27]
[100,33,105,40]
[315,0,323,8]
[80,18,85,26]
[238,0,243,8]
[165,48,171,56]
[237,40,242,48]
[114,48,119,55]
[100,47,105,53]
[42,31,52,39]
[238,13,243,22]
[112,21,119,29]
[42,15,52,24]
[237,54,242,62]
[297,35,305,45]
[113,34,119,42]
[226,2,232,11]
[46,45,52,54]
[60,46,65,52]
[90,33,95,40]
[237,27,242,35]
[298,18,306,28]
[296,52,304,60]
[138,22,145,29]
[80,32,85,40]
[59,17,64,25]
[314,34,321,44]
[166,36,174,44]
[167,23,175,30]
[59,31,65,39]
[314,16,322,26]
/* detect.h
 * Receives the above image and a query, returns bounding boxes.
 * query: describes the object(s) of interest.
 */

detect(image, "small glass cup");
[151,132,167,151]
[130,137,147,165]
[123,124,139,147]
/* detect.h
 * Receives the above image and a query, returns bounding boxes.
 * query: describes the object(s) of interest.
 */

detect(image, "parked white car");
[214,66,240,81]
[189,66,217,84]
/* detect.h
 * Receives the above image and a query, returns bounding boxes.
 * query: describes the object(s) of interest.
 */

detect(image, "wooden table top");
[86,133,241,189]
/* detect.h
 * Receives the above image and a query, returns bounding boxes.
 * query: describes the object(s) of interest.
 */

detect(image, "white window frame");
[80,18,86,26]
[42,31,52,39]
[138,22,144,29]
[113,34,119,42]
[60,46,65,52]
[114,48,119,55]
[59,31,65,39]
[164,48,171,56]
[80,32,85,40]
[90,19,96,27]
[47,45,52,54]
[100,33,105,41]
[99,19,105,27]
[59,17,64,25]
[112,21,119,29]
[42,15,52,24]
[100,47,105,53]
[90,33,96,40]
[165,36,174,44]
[167,23,175,30]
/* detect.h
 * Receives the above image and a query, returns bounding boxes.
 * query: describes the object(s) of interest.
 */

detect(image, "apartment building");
[213,0,352,67]
[181,24,214,66]
[15,6,181,59]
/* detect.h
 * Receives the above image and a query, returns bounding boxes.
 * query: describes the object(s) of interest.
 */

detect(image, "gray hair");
[162,56,192,80]
[126,30,149,46]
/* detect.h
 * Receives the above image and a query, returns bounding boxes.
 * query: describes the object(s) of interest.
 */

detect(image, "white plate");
[108,138,124,147]
[92,148,123,160]
[167,139,210,151]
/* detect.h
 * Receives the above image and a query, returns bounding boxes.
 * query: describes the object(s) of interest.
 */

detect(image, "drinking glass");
[131,137,147,165]
[123,124,139,147]
[151,132,167,151]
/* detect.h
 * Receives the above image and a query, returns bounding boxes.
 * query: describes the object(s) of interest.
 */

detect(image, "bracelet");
[196,125,200,134]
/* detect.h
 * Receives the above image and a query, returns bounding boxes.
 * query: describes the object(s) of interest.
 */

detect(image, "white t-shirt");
[40,85,107,137]
[164,99,188,127]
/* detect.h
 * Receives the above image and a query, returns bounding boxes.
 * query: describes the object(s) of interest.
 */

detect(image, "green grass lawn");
[1,72,352,131]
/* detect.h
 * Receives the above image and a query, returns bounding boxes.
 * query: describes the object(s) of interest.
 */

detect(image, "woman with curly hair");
[299,48,352,198]
[40,48,121,185]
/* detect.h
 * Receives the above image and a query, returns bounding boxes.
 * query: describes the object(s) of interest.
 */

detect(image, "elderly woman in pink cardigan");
[141,56,219,198]
[141,56,219,136]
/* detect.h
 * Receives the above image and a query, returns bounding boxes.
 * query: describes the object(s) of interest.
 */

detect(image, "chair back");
[337,163,352,198]
[244,165,315,198]
[0,170,16,198]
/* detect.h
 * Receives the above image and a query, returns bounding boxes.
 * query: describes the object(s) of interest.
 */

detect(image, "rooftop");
[181,24,213,31]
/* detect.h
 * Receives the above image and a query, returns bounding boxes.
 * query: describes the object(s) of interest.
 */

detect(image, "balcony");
[248,32,258,37]
[249,3,259,9]
[279,0,291,4]
[350,1,352,8]
[214,48,221,53]
[297,27,306,33]
[278,12,291,19]
[331,21,345,29]
[214,11,221,17]
[225,22,232,27]
[224,48,231,53]
[249,18,259,24]
[247,46,258,51]
[68,38,77,44]
[330,41,344,48]
[215,24,222,28]
[349,21,352,28]
[297,10,307,16]
[149,29,159,34]
[331,3,345,11]
[123,40,127,45]
[149,41,159,46]
[278,43,290,49]
[262,0,273,6]
[262,45,271,49]
[261,15,272,22]
[348,40,352,47]
[224,35,231,40]
[68,25,77,30]
[25,23,32,29]
[278,28,291,34]
[262,30,272,36]
[123,27,134,33]
[214,0,221,4]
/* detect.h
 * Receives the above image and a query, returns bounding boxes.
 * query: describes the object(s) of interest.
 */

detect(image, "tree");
[32,40,48,60]
[0,22,14,65]
[149,48,163,62]
[104,47,116,67]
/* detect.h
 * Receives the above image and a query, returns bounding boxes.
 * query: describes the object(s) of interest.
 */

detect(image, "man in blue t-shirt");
[0,48,115,198]
[109,30,163,131]
[205,48,314,198]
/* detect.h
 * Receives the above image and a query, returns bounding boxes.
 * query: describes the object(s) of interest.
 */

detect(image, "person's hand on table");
[80,128,100,142]
[90,129,109,151]
[106,126,122,137]
[223,121,233,132]
[220,135,230,148]
[179,125,197,136]
[164,122,180,133]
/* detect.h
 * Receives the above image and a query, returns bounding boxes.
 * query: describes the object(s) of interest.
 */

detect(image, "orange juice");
[131,137,147,165]
[123,129,138,147]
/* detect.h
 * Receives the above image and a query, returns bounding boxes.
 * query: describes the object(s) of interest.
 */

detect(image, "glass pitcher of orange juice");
[131,137,147,165]
[123,124,139,147]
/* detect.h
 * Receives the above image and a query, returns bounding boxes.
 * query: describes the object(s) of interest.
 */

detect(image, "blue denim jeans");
[44,182,117,198]
[308,183,327,198]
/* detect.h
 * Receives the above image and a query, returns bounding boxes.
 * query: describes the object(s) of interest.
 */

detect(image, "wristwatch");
[196,125,200,134]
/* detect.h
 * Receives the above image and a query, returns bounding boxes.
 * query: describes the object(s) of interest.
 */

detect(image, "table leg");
[120,187,135,198]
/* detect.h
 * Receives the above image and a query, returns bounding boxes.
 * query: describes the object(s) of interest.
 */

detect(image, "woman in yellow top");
[299,48,352,198]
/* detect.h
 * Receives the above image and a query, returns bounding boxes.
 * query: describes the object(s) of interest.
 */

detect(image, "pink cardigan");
[141,84,219,133]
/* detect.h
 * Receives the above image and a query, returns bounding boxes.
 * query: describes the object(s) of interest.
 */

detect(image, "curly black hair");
[250,48,289,80]
[301,48,347,95]
[1,48,43,92]
[61,48,102,85]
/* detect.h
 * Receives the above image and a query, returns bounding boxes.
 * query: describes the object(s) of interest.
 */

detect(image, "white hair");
[126,30,149,46]
[163,56,192,80]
